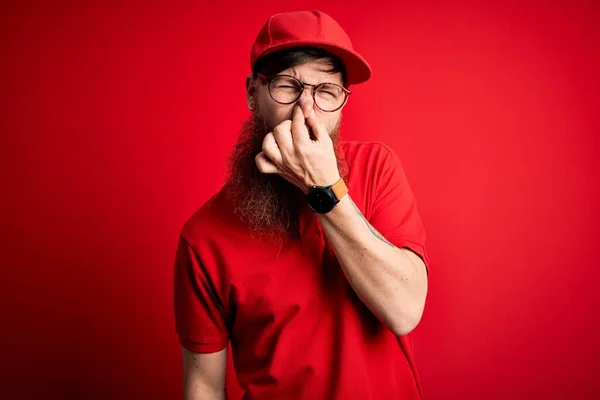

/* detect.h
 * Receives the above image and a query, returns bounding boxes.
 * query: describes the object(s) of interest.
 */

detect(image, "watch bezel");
[306,186,337,214]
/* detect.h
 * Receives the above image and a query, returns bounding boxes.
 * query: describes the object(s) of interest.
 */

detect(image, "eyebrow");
[288,68,343,86]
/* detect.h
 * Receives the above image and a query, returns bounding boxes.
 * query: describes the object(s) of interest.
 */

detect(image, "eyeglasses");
[257,73,351,112]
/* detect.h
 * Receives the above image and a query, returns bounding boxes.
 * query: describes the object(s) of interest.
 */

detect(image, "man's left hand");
[255,106,341,193]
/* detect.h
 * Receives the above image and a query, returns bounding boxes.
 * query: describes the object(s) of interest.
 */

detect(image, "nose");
[296,86,316,118]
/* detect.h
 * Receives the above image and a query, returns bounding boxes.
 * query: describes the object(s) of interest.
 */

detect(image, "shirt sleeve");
[367,143,430,270]
[173,234,230,353]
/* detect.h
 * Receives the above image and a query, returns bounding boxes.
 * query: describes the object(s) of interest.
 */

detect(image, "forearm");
[318,195,428,335]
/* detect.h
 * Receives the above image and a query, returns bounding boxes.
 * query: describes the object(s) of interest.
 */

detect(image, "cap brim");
[256,40,372,86]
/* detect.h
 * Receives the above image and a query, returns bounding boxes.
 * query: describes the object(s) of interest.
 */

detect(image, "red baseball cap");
[250,10,372,85]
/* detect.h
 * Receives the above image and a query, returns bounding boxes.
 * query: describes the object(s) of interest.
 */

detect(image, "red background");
[1,1,599,399]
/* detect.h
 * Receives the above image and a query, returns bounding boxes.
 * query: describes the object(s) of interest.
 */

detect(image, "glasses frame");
[257,73,351,112]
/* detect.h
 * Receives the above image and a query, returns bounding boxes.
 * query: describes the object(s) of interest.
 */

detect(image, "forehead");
[278,60,344,86]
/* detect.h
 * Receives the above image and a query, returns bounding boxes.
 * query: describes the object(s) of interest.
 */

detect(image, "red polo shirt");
[174,141,429,399]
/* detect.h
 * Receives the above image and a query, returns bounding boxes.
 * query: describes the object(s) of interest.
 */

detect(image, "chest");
[226,219,352,338]
[224,188,374,343]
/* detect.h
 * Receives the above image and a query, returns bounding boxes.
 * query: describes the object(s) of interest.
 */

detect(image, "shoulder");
[340,140,400,166]
[179,188,241,248]
[340,140,403,180]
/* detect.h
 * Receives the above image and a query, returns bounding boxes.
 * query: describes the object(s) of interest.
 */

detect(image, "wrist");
[306,177,348,214]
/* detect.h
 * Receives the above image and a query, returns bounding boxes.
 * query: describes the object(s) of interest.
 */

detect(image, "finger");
[272,120,293,156]
[262,132,283,165]
[255,152,279,174]
[291,105,310,145]
[305,108,329,141]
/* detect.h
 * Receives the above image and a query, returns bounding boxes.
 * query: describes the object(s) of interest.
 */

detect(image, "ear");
[246,73,256,103]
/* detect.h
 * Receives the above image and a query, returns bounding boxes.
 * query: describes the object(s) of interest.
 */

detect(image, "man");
[174,10,429,400]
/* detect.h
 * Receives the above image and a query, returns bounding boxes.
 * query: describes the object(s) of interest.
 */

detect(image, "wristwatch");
[306,177,348,214]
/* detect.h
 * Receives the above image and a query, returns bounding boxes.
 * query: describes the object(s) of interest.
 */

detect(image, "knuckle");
[275,121,289,133]
[265,133,276,146]
[281,122,292,133]
[294,144,306,155]
[266,148,278,162]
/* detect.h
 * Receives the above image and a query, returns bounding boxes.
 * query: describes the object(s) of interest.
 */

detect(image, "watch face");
[307,187,336,214]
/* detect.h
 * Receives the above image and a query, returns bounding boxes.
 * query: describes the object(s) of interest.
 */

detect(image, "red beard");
[224,112,347,241]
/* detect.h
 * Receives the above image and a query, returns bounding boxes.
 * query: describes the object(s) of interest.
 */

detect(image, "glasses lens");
[270,76,302,104]
[315,83,345,111]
